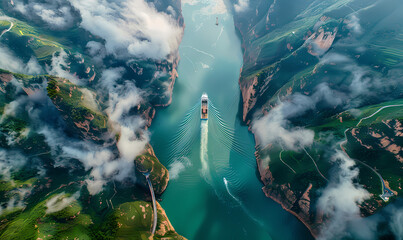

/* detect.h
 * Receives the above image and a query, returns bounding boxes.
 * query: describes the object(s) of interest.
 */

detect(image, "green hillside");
[232,0,403,236]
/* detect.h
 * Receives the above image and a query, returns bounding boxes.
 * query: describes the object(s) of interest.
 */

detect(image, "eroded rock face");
[299,183,313,216]
[154,57,181,108]
[256,144,323,237]
[231,0,403,237]
[0,73,13,83]
[240,76,258,121]
[0,73,13,94]
[306,27,338,56]
[261,175,322,237]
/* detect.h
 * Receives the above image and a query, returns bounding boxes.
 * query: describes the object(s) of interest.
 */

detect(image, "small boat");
[201,93,208,120]
[216,17,219,26]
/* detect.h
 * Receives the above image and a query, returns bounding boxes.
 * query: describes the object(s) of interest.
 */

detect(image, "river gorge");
[0,0,402,238]
[150,0,312,239]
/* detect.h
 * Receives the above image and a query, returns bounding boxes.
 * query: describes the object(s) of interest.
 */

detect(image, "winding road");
[340,104,403,201]
[341,133,393,201]
[356,104,403,127]
[0,20,13,38]
[303,147,328,181]
[279,146,296,174]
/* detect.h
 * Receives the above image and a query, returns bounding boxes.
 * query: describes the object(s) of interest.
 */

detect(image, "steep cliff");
[0,0,185,238]
[231,0,403,237]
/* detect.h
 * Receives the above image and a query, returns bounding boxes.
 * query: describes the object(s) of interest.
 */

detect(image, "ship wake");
[200,120,210,181]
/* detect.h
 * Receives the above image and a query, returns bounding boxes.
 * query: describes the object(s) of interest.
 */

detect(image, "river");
[149,0,313,239]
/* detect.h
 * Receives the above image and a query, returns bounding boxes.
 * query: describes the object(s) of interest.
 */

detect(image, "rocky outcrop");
[134,144,170,195]
[262,180,322,237]
[257,149,322,237]
[306,27,338,56]
[0,72,13,94]
[240,76,258,121]
[154,56,181,108]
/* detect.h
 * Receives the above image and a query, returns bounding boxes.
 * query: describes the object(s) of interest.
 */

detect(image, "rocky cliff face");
[0,0,185,238]
[134,144,170,195]
[231,0,403,237]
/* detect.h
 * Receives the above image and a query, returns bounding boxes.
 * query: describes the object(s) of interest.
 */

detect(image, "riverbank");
[149,0,313,239]
[230,0,403,238]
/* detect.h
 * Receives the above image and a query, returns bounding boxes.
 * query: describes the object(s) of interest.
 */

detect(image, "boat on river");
[201,93,208,120]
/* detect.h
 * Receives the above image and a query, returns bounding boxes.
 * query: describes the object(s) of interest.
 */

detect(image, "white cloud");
[253,104,315,151]
[80,88,101,113]
[101,68,149,164]
[33,5,74,28]
[0,187,32,215]
[1,96,26,123]
[0,149,27,181]
[169,157,191,180]
[320,52,403,108]
[58,131,146,195]
[14,2,27,14]
[46,50,81,84]
[320,53,351,65]
[37,67,150,195]
[62,146,113,172]
[253,81,346,151]
[12,0,75,29]
[46,192,80,214]
[117,125,148,162]
[40,127,114,195]
[201,63,210,69]
[69,0,183,60]
[182,0,198,5]
[86,41,106,63]
[25,57,43,75]
[390,207,403,240]
[234,0,249,13]
[85,178,106,196]
[0,0,182,197]
[0,46,42,75]
[317,151,370,240]
[253,89,325,150]
[107,84,142,123]
[347,15,362,35]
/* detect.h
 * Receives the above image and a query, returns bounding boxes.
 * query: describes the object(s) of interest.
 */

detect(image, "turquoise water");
[149,1,313,239]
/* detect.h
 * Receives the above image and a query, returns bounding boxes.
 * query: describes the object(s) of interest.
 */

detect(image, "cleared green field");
[0,193,92,240]
[0,19,64,61]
